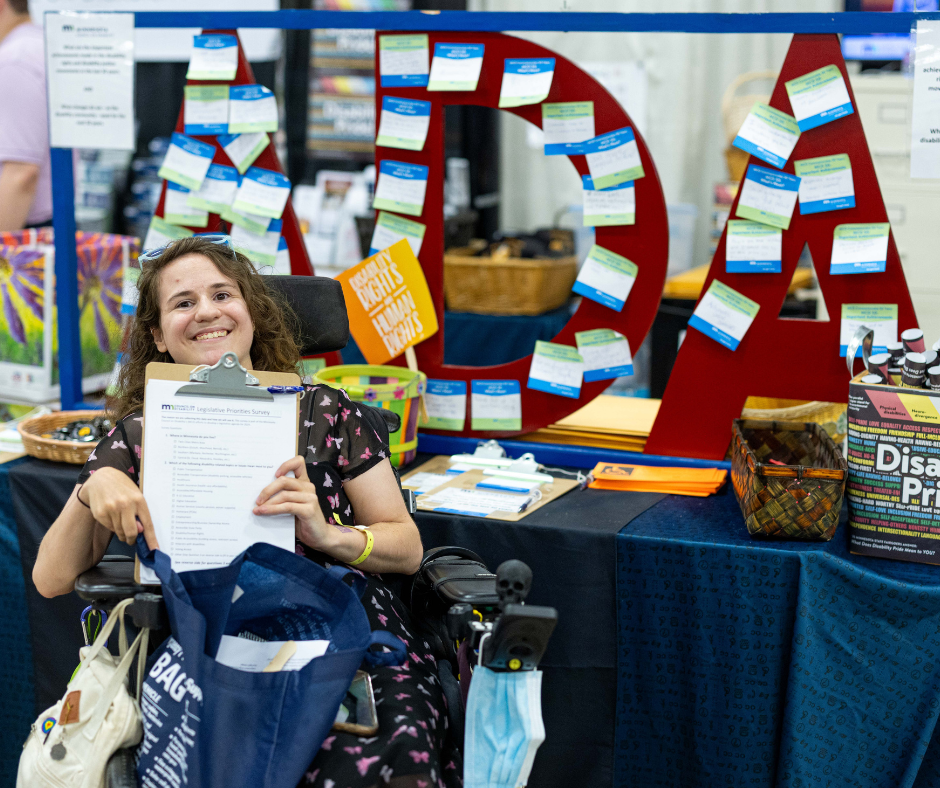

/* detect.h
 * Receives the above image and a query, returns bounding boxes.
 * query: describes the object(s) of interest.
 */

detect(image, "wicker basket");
[741,397,848,444]
[444,246,577,315]
[731,419,847,541]
[721,70,778,144]
[17,410,107,465]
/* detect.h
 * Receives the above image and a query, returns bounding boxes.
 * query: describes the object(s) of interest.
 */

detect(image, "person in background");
[0,0,52,232]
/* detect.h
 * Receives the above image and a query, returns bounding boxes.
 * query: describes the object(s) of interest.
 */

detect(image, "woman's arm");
[33,467,159,598]
[255,457,423,575]
[33,485,113,598]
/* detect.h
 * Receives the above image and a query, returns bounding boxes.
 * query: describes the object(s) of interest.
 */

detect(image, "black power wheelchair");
[73,275,557,786]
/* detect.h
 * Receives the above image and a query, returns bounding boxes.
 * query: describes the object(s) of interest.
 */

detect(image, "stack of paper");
[520,395,660,452]
[588,462,727,497]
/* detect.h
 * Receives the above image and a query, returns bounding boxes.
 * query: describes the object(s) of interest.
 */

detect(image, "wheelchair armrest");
[75,558,148,603]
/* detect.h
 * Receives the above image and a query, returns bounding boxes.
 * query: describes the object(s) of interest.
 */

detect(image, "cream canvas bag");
[18,598,149,788]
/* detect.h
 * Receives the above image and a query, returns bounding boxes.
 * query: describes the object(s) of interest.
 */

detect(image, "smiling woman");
[32,235,455,788]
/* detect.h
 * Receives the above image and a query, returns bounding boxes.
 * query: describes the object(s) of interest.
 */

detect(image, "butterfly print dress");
[77,384,461,788]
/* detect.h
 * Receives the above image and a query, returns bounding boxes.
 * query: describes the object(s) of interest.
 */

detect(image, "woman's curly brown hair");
[109,237,302,421]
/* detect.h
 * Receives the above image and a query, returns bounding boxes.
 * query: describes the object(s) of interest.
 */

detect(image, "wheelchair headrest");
[266,275,350,356]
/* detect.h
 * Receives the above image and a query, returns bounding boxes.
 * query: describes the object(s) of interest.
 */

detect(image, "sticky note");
[186,163,239,214]
[576,329,634,382]
[423,380,467,431]
[379,34,429,88]
[830,223,890,275]
[527,341,583,399]
[542,102,595,155]
[369,211,426,257]
[218,132,269,175]
[735,164,801,230]
[231,218,281,268]
[840,304,897,357]
[582,174,634,227]
[732,103,801,169]
[785,65,854,132]
[220,203,272,235]
[794,154,855,214]
[228,85,278,134]
[184,85,229,136]
[231,166,291,219]
[373,160,429,217]
[163,182,208,227]
[158,132,215,191]
[725,220,782,273]
[376,97,431,151]
[688,280,760,351]
[275,236,290,275]
[143,216,193,254]
[499,58,555,108]
[187,34,238,81]
[427,43,484,91]
[572,244,638,312]
[583,127,644,189]
[471,380,522,431]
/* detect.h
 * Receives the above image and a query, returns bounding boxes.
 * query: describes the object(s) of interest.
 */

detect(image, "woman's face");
[151,253,255,369]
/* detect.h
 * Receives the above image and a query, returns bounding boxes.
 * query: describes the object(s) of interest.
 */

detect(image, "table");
[617,490,940,788]
[5,453,940,788]
[0,453,660,788]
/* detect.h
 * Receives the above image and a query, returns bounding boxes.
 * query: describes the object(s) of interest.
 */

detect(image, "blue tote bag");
[134,539,406,788]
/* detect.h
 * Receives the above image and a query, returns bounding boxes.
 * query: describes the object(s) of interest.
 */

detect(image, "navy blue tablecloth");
[617,489,940,788]
[341,305,572,366]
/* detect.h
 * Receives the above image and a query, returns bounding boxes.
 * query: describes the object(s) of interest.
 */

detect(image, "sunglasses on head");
[138,233,233,265]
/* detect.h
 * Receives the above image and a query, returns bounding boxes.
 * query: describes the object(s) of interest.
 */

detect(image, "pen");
[267,386,305,394]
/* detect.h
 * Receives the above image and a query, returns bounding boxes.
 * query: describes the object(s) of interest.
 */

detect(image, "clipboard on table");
[135,354,301,583]
[401,455,579,522]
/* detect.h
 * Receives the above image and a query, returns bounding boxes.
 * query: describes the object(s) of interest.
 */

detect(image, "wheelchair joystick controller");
[495,560,532,610]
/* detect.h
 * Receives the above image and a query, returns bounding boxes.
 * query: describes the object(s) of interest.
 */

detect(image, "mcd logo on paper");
[337,239,439,365]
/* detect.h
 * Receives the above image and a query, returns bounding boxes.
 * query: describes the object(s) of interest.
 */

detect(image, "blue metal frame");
[50,8,930,415]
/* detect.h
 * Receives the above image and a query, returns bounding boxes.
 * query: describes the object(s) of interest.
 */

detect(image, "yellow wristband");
[349,527,373,566]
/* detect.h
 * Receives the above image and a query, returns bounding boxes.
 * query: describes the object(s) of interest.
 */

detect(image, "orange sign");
[337,239,439,365]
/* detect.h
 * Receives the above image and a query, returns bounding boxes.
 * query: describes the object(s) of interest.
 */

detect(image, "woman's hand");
[255,456,337,551]
[82,467,159,548]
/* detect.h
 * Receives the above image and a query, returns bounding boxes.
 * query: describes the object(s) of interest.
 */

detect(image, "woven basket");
[721,70,778,144]
[741,397,848,444]
[17,410,107,465]
[732,419,847,541]
[444,247,577,315]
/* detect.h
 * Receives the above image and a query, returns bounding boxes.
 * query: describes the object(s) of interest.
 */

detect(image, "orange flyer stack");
[588,462,727,497]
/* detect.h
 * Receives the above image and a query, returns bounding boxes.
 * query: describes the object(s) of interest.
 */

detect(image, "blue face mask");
[463,665,545,788]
